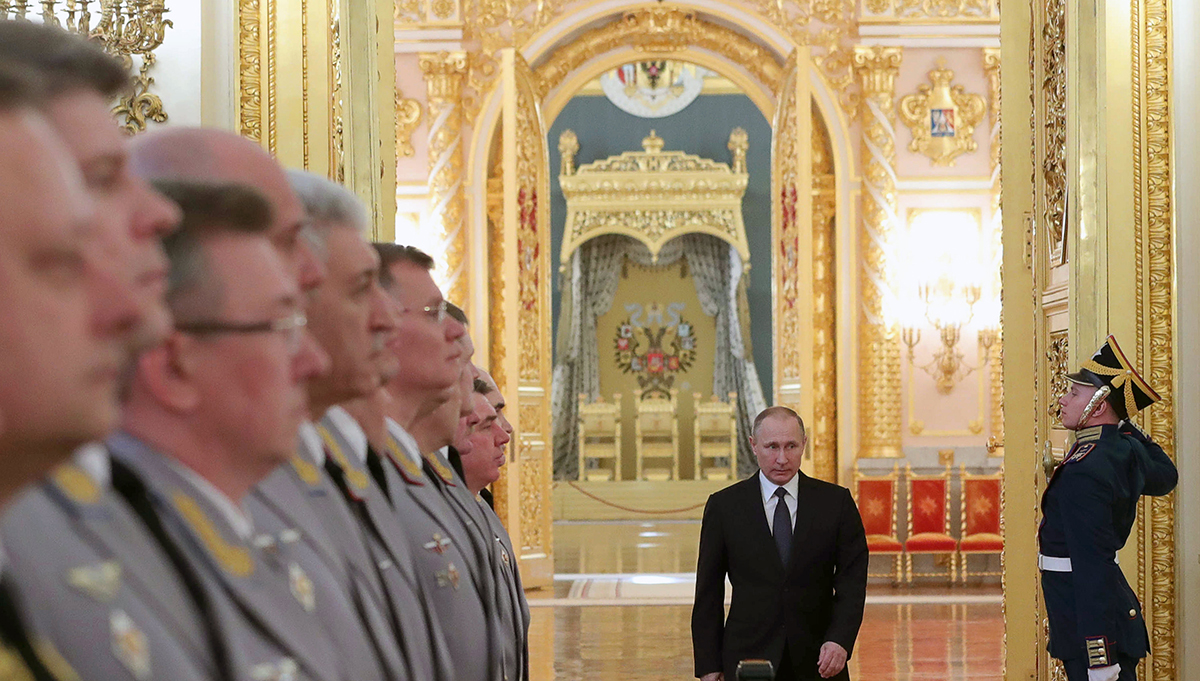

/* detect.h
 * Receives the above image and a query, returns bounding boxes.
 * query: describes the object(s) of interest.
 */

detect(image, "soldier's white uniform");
[108,432,342,681]
[2,447,218,681]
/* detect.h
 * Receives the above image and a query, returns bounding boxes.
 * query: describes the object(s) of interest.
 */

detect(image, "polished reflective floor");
[529,521,1004,680]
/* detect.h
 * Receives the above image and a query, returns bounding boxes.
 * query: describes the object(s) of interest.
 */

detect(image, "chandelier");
[0,0,171,133]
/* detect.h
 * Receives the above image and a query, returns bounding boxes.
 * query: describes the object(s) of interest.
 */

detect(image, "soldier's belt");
[1037,553,1118,572]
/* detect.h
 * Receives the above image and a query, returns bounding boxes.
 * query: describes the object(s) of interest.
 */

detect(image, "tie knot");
[774,487,788,499]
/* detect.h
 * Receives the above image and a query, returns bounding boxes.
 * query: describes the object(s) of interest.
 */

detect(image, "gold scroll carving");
[1132,0,1175,676]
[852,46,903,458]
[898,62,986,167]
[420,52,469,308]
[774,53,803,409]
[239,0,264,143]
[983,48,1003,447]
[860,0,999,22]
[395,89,422,158]
[1040,0,1068,266]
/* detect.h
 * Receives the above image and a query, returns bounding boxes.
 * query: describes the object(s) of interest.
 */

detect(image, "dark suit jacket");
[691,472,868,681]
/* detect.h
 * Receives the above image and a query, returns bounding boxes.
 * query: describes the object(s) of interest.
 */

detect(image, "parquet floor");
[528,521,1004,681]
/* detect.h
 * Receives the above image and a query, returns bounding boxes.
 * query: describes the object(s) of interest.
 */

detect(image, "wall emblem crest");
[599,61,707,119]
[898,61,986,166]
[614,302,696,398]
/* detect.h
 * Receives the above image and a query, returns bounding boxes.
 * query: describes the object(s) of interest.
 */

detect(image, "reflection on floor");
[530,521,1003,681]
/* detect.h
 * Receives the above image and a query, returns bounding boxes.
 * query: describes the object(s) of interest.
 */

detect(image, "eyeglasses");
[401,299,449,323]
[176,312,308,354]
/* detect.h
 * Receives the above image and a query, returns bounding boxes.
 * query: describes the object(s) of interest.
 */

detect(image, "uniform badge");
[1067,443,1095,463]
[288,563,316,612]
[110,609,150,680]
[66,560,122,603]
[424,533,452,555]
[436,563,461,590]
[249,657,298,681]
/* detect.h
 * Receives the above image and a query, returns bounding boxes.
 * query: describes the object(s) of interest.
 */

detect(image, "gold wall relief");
[983,48,1003,447]
[420,51,469,308]
[1045,331,1068,425]
[859,0,1000,22]
[395,90,423,158]
[328,0,344,181]
[898,62,986,167]
[1132,0,1175,676]
[1040,0,1068,266]
[852,45,903,459]
[812,109,838,483]
[239,0,264,143]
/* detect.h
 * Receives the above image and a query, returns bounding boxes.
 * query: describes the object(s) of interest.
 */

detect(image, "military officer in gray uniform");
[462,370,532,681]
[109,182,343,681]
[248,169,447,681]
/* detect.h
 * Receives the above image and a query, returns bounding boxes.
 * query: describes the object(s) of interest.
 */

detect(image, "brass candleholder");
[0,0,172,133]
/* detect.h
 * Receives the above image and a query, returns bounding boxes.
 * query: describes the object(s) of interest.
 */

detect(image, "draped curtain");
[550,234,767,479]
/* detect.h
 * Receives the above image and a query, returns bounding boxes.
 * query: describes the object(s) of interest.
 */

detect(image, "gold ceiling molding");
[558,129,751,263]
[898,62,986,167]
[531,8,784,100]
[859,0,999,23]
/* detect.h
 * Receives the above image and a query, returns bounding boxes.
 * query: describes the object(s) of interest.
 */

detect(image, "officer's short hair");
[374,243,434,289]
[0,21,129,99]
[752,406,806,439]
[154,181,272,321]
[286,169,367,262]
[0,59,45,112]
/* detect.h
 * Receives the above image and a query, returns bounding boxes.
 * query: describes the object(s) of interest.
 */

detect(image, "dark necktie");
[773,487,792,567]
[0,573,58,681]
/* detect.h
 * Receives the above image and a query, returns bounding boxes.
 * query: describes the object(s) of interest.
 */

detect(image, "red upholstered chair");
[958,465,1004,583]
[904,463,957,583]
[853,463,902,584]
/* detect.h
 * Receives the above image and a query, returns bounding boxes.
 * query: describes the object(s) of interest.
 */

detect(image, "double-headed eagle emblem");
[614,302,697,399]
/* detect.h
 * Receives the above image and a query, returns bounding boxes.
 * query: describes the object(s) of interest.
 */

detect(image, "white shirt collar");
[758,469,800,504]
[385,418,423,466]
[72,443,112,489]
[325,406,369,465]
[163,458,254,542]
[296,422,326,466]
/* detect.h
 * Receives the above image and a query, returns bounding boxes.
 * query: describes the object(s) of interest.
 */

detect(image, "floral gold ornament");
[898,61,986,167]
[395,89,422,158]
[0,0,172,134]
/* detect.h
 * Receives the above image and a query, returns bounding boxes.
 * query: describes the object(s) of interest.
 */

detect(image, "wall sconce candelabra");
[893,209,999,394]
[0,0,171,133]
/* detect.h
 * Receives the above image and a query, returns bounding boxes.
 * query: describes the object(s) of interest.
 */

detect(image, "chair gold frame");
[853,462,903,585]
[577,393,622,481]
[958,464,1004,582]
[903,463,958,583]
[633,388,679,480]
[693,392,737,480]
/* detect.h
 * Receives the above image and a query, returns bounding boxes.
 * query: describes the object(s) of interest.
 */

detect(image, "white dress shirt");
[163,458,254,542]
[758,470,799,533]
[296,421,327,466]
[73,442,112,488]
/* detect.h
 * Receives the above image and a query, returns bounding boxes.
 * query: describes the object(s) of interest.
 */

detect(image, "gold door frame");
[467,9,848,487]
[1002,0,1177,677]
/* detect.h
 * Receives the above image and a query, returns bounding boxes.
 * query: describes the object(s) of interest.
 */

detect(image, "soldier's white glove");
[1088,663,1120,681]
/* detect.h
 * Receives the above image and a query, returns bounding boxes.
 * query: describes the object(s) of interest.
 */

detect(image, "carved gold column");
[852,46,903,458]
[812,111,838,482]
[983,47,1004,449]
[420,52,469,307]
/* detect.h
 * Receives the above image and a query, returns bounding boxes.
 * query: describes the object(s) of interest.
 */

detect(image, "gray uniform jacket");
[481,499,531,681]
[246,454,396,681]
[315,411,457,681]
[2,456,217,681]
[107,432,341,681]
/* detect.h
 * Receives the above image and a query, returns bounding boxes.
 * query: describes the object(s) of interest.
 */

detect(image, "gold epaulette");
[424,453,457,485]
[316,425,370,492]
[50,464,100,505]
[171,491,254,577]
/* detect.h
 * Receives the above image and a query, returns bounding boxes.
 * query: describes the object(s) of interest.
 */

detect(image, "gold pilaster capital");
[852,46,903,96]
[419,51,468,100]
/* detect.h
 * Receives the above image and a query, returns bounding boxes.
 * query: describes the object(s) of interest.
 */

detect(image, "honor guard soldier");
[1040,335,1178,681]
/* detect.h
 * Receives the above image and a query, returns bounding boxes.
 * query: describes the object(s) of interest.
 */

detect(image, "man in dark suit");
[692,406,868,681]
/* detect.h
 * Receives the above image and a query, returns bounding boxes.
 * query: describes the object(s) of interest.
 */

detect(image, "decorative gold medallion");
[109,609,150,680]
[171,492,254,577]
[66,560,122,603]
[898,60,986,166]
[287,563,316,612]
